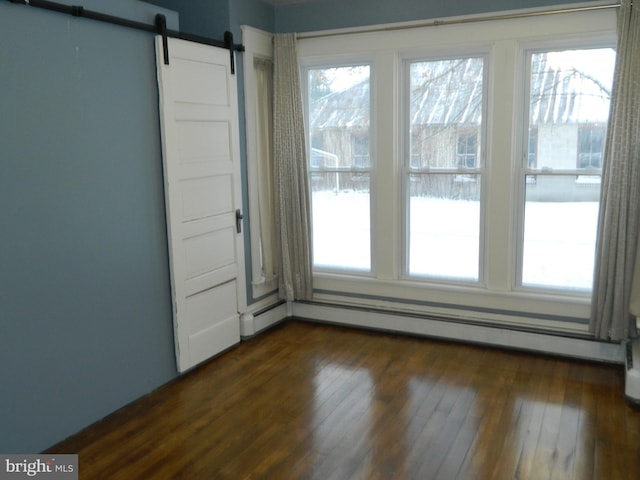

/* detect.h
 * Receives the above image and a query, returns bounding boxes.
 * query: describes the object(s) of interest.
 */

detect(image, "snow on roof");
[310,52,613,129]
[310,80,370,129]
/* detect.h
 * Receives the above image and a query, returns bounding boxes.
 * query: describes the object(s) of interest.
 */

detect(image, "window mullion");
[485,39,519,291]
[372,50,399,281]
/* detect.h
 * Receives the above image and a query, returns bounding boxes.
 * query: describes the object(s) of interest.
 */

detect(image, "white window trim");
[297,8,616,332]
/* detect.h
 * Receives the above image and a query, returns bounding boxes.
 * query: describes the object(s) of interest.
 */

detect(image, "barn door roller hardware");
[6,0,244,73]
[155,13,170,65]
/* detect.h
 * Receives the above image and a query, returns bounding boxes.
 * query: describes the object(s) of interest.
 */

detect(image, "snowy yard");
[311,191,598,290]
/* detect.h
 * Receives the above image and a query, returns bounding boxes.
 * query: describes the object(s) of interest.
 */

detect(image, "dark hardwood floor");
[48,320,640,479]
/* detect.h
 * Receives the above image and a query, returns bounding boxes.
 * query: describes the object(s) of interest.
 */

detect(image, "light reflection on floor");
[305,359,593,479]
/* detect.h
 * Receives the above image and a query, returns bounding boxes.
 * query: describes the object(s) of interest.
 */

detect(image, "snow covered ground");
[312,191,598,290]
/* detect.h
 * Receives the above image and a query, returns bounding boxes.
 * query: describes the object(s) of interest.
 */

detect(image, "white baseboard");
[291,301,624,364]
[240,302,289,338]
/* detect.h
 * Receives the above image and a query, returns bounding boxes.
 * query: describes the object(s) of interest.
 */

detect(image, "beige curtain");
[590,0,640,341]
[273,33,313,301]
[254,58,279,284]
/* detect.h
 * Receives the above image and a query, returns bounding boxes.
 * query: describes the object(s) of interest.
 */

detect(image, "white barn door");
[156,37,246,373]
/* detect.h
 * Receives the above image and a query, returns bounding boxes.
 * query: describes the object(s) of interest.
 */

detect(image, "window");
[528,127,538,169]
[577,125,605,169]
[310,134,326,168]
[410,131,422,168]
[457,131,478,168]
[352,132,370,168]
[298,8,617,330]
[307,65,371,271]
[520,47,615,291]
[406,56,485,281]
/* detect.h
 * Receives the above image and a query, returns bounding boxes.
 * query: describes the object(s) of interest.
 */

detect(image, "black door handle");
[235,209,243,234]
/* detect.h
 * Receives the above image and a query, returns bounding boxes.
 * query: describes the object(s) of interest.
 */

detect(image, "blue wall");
[147,0,274,37]
[0,0,179,453]
[229,0,275,36]
[274,0,594,32]
[147,0,231,38]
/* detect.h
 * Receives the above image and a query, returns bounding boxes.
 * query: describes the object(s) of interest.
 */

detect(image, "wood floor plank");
[478,357,539,480]
[46,321,640,480]
[454,349,524,479]
[549,363,584,479]
[570,361,608,480]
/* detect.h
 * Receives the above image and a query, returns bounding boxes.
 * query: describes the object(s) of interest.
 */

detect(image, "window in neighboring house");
[307,64,372,272]
[310,134,326,168]
[528,127,538,169]
[457,131,477,168]
[352,132,370,168]
[577,125,605,169]
[410,130,422,169]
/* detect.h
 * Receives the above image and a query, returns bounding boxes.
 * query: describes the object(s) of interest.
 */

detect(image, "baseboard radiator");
[291,301,624,364]
[240,301,289,338]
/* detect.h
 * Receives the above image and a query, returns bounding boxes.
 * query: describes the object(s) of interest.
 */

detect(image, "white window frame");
[400,51,489,285]
[514,35,616,294]
[301,58,377,276]
[296,7,616,334]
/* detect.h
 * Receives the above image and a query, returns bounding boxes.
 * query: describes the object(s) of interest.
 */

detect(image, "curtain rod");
[297,3,622,40]
[6,0,245,70]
